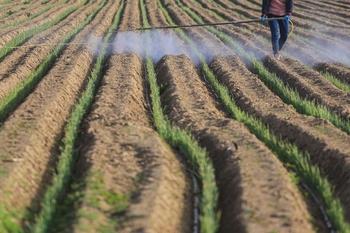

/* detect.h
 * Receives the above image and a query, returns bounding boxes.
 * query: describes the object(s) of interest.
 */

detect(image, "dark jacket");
[262,0,293,15]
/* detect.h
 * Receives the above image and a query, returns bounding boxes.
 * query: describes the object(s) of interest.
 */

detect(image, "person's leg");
[268,19,280,55]
[278,17,289,50]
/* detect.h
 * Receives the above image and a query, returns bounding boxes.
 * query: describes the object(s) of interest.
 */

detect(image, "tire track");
[0,0,115,228]
[157,55,315,233]
[211,56,350,224]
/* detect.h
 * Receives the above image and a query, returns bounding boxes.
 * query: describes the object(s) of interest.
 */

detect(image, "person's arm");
[286,0,293,15]
[261,0,269,16]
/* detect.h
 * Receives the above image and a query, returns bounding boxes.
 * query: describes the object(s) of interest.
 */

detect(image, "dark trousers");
[268,15,289,54]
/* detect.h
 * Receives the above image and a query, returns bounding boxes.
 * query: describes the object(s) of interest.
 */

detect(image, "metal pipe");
[114,17,285,32]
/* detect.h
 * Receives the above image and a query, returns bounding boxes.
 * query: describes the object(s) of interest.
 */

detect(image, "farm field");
[0,0,350,232]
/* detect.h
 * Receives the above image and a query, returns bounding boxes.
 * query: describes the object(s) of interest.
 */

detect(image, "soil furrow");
[0,0,58,26]
[218,1,330,64]
[62,53,192,233]
[209,0,350,61]
[160,3,350,231]
[0,1,98,102]
[299,0,350,14]
[0,0,115,226]
[245,0,350,25]
[181,0,324,64]
[208,0,323,63]
[157,54,315,233]
[315,63,350,85]
[211,55,350,223]
[51,0,193,232]
[0,0,63,30]
[171,0,350,133]
[250,0,350,19]
[0,0,36,20]
[146,0,168,26]
[161,0,230,56]
[263,56,350,120]
[182,0,273,53]
[207,0,350,63]
[0,1,77,47]
[293,6,350,28]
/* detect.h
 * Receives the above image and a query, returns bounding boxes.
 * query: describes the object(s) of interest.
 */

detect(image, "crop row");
[0,1,68,30]
[1,0,349,232]
[0,0,94,122]
[180,0,350,134]
[0,0,115,232]
[199,0,350,94]
[29,0,118,231]
[0,1,81,62]
[240,0,350,93]
[139,0,219,232]
[158,0,350,232]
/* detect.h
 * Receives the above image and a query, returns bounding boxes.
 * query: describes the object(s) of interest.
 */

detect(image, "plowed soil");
[211,56,350,222]
[157,55,314,233]
[0,0,60,27]
[315,62,350,85]
[263,56,350,119]
[0,0,116,224]
[0,1,96,99]
[51,1,193,232]
[1,0,350,232]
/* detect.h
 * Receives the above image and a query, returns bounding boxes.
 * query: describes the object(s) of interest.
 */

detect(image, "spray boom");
[131,17,286,31]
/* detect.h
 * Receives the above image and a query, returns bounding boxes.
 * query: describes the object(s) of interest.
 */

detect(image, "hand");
[260,15,267,24]
[284,15,291,21]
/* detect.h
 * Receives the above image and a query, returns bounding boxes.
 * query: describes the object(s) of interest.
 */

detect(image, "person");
[260,0,293,60]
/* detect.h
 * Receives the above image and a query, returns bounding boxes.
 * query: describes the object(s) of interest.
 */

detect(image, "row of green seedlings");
[176,0,350,135]
[320,71,350,93]
[0,0,12,4]
[0,0,90,62]
[208,0,350,94]
[226,0,345,60]
[158,0,350,232]
[186,0,348,97]
[31,0,120,233]
[0,0,93,122]
[0,0,69,30]
[0,1,110,233]
[216,1,350,93]
[1,0,36,21]
[29,0,118,230]
[139,0,219,232]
